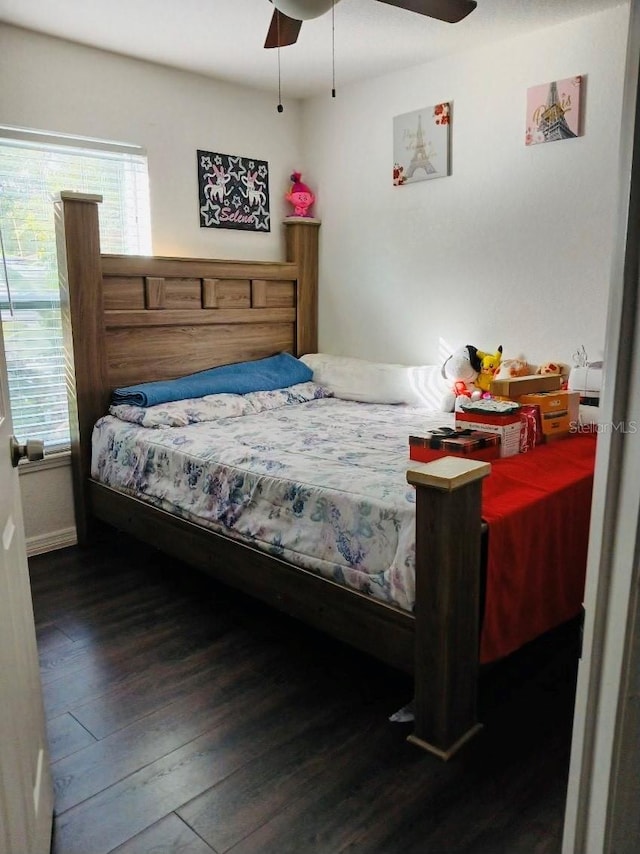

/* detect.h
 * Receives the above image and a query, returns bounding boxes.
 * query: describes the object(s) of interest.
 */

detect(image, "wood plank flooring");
[29,533,580,854]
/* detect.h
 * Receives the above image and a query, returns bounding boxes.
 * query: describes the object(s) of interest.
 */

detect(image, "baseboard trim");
[27,527,77,557]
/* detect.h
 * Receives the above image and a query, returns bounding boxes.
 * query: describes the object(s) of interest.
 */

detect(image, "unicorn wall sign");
[197,150,271,232]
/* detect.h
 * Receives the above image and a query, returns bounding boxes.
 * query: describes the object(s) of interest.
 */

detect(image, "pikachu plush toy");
[476,346,503,393]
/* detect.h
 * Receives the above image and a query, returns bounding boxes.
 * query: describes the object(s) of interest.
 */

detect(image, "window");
[0,128,151,451]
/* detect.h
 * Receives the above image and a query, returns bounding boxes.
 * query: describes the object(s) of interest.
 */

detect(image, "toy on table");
[285,172,315,217]
[493,357,530,381]
[537,361,562,376]
[537,361,570,389]
[475,346,503,393]
[440,345,483,411]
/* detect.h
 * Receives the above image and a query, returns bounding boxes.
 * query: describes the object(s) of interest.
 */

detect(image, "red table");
[478,433,597,662]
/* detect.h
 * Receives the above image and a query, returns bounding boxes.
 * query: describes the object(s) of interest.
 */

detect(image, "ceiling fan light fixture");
[272,0,337,21]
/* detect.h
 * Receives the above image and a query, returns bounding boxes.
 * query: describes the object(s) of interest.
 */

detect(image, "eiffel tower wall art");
[393,104,451,186]
[526,76,583,146]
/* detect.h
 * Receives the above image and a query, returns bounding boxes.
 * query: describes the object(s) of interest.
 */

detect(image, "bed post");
[283,217,320,355]
[406,457,491,760]
[54,192,109,546]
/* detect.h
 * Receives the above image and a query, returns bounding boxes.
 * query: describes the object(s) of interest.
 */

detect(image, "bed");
[54,191,595,760]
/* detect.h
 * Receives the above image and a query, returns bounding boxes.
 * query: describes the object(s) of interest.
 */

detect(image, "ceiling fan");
[264,0,478,49]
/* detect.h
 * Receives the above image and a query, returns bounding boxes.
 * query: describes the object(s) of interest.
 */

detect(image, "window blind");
[0,129,151,451]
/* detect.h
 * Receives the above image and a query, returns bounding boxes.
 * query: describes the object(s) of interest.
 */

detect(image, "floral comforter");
[92,383,453,611]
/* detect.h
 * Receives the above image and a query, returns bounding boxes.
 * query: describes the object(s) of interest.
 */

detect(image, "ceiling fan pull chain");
[277,12,284,112]
[331,0,336,98]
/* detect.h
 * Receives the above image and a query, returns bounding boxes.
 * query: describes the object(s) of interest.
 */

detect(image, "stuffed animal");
[440,345,483,411]
[536,361,562,376]
[475,346,503,393]
[493,357,530,381]
[285,172,315,217]
[537,360,570,388]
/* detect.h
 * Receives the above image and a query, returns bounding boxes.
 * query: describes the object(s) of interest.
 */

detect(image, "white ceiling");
[0,0,626,98]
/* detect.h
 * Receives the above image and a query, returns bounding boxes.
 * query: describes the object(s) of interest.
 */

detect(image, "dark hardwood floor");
[29,533,580,854]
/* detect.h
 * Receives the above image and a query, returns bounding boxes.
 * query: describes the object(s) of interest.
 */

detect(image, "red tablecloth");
[479,434,597,662]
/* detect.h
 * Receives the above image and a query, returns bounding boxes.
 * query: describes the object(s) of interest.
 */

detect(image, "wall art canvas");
[197,150,270,231]
[393,103,450,186]
[525,76,582,146]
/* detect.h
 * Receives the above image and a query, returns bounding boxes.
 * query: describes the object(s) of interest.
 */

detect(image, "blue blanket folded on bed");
[111,352,313,407]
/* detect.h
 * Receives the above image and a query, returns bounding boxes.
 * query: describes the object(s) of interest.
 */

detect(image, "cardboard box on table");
[490,373,561,399]
[454,411,522,457]
[518,390,580,437]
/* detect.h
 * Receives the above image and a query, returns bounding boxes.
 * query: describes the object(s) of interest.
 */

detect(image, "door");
[0,317,53,851]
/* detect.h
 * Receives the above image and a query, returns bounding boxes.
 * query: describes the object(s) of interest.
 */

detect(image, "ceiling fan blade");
[375,0,477,24]
[264,9,303,48]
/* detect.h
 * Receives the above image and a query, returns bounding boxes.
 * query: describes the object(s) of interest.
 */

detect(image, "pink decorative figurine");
[285,171,315,217]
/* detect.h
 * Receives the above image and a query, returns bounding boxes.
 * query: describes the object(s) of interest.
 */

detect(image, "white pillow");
[300,353,449,410]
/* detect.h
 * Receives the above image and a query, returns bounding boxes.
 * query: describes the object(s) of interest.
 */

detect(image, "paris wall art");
[197,150,270,232]
[393,103,451,186]
[525,76,583,146]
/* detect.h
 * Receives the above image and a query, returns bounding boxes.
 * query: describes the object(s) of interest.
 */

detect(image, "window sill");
[18,450,71,475]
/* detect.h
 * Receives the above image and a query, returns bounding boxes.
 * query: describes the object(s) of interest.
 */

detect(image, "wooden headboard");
[54,192,320,541]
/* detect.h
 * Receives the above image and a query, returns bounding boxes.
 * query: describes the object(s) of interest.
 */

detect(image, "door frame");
[563,1,640,850]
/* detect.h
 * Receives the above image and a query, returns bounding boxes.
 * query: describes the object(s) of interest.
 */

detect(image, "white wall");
[0,25,304,547]
[302,5,629,369]
[18,455,76,556]
[0,25,303,260]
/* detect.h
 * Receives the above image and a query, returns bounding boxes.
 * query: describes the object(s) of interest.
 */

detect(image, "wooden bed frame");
[55,191,490,760]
